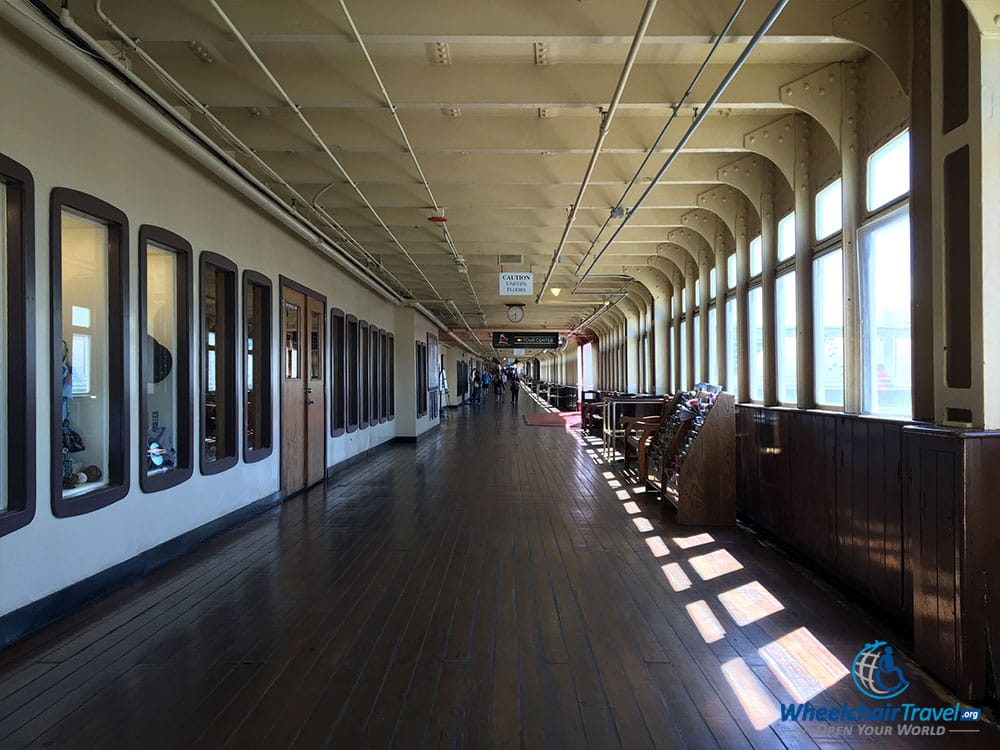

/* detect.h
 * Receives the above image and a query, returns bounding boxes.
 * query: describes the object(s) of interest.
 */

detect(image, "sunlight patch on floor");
[758,627,850,703]
[721,658,782,730]
[688,549,744,581]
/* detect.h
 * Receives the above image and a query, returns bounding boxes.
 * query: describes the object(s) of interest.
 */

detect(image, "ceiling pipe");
[337,0,487,326]
[77,0,412,299]
[409,302,483,358]
[534,0,659,304]
[572,294,630,335]
[7,0,405,303]
[207,0,446,302]
[577,0,791,289]
[574,0,748,275]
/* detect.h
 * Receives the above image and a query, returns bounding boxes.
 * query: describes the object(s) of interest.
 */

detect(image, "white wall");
[0,27,402,616]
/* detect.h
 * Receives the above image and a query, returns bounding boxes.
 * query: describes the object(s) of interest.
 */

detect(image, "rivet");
[749,136,756,143]
[785,87,793,96]
[777,135,784,143]
[819,88,826,96]
[804,82,811,91]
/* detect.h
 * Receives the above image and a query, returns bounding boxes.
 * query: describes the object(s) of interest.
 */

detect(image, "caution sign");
[499,272,533,296]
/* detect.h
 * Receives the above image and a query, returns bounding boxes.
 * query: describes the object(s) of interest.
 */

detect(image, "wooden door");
[281,285,326,496]
[281,287,306,495]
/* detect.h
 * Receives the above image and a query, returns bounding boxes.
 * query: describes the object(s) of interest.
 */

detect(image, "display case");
[645,385,735,525]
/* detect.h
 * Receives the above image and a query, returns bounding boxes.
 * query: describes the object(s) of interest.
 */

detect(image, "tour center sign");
[499,272,533,296]
[492,332,560,349]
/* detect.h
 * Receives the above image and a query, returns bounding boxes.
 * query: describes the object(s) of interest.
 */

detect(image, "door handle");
[306,387,313,394]
[308,400,315,405]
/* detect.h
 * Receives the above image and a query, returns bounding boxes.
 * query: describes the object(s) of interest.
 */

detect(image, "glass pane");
[347,320,359,427]
[727,253,736,290]
[777,213,796,262]
[867,131,910,211]
[284,301,300,379]
[815,179,843,240]
[862,208,911,416]
[204,265,233,463]
[681,287,687,314]
[145,243,178,476]
[0,183,6,511]
[332,315,345,430]
[708,306,718,384]
[246,283,270,452]
[694,280,701,310]
[61,210,110,497]
[310,310,321,380]
[749,235,762,277]
[679,319,687,389]
[388,336,394,417]
[669,325,675,390]
[749,286,764,401]
[776,271,797,403]
[709,268,717,298]
[693,312,701,381]
[361,325,370,423]
[725,297,737,393]
[814,250,844,407]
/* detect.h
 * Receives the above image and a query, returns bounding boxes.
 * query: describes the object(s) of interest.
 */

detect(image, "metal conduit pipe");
[337,0,487,325]
[206,0,445,302]
[573,0,748,275]
[534,0,659,304]
[410,303,482,358]
[81,0,412,298]
[2,0,403,303]
[577,0,791,289]
[572,294,630,336]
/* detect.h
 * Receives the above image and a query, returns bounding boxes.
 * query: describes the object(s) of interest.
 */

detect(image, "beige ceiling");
[54,0,876,345]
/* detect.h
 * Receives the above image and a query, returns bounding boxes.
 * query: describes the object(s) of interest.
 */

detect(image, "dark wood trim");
[393,422,441,443]
[330,308,346,436]
[137,226,194,493]
[199,251,238,475]
[50,188,130,518]
[243,270,273,463]
[277,274,327,306]
[0,490,281,649]
[325,437,396,479]
[0,154,36,537]
[346,314,359,433]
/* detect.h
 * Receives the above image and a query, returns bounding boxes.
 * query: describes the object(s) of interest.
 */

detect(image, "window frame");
[378,328,388,423]
[346,314,359,433]
[0,154,36,537]
[199,251,239,475]
[359,319,370,429]
[387,333,395,420]
[814,177,843,242]
[812,245,845,410]
[330,308,346,436]
[416,340,428,417]
[50,188,130,517]
[138,225,194,492]
[242,270,273,463]
[866,130,910,215]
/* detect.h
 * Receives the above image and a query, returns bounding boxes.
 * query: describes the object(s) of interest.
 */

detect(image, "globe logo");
[852,641,910,700]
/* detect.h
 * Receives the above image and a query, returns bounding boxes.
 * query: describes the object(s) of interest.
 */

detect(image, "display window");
[330,308,346,436]
[244,271,272,462]
[200,252,238,474]
[51,189,129,516]
[138,226,193,491]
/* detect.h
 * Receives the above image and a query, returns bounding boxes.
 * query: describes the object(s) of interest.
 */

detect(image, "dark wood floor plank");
[2,391,997,749]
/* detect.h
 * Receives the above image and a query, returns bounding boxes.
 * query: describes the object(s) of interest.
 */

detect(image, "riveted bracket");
[666,228,707,273]
[779,64,843,146]
[681,208,734,256]
[718,154,766,219]
[653,244,692,282]
[744,114,798,189]
[696,184,740,238]
[833,0,912,94]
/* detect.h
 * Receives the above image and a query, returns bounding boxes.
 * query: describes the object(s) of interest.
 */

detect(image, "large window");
[777,213,796,262]
[244,271,272,462]
[709,268,717,298]
[727,253,736,290]
[0,155,35,536]
[51,190,129,516]
[749,235,762,277]
[725,297,737,394]
[775,271,797,404]
[371,326,380,424]
[692,312,701,382]
[867,131,910,211]
[748,286,764,401]
[814,250,844,407]
[679,319,688,389]
[379,330,389,421]
[708,306,718,385]
[669,325,675,390]
[331,309,346,435]
[388,333,395,419]
[200,252,238,474]
[816,179,843,240]
[861,207,911,417]
[139,227,192,491]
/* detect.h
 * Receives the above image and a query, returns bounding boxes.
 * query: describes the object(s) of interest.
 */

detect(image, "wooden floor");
[1,390,996,749]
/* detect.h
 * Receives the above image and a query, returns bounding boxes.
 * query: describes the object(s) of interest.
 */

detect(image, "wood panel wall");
[736,407,911,624]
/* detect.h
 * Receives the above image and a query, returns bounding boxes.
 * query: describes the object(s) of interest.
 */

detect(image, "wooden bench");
[620,393,678,480]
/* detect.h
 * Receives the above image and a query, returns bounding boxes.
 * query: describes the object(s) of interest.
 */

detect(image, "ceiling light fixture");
[550,287,562,296]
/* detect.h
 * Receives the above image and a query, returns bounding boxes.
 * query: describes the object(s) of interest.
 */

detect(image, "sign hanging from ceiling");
[499,272,533,296]
[492,331,560,349]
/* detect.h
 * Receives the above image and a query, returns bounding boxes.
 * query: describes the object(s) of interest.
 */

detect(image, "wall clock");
[506,305,525,323]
